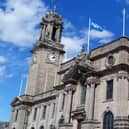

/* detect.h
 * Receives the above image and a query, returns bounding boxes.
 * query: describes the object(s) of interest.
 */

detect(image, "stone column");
[49,24,53,40]
[72,119,78,129]
[65,90,73,123]
[114,71,129,129]
[41,25,46,40]
[16,108,26,129]
[56,28,61,42]
[88,83,95,120]
[87,77,99,120]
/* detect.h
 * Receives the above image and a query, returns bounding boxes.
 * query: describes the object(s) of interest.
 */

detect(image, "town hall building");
[9,8,129,129]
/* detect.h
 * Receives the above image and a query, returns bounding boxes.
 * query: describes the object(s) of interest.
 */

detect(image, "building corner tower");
[25,9,65,96]
[9,9,65,129]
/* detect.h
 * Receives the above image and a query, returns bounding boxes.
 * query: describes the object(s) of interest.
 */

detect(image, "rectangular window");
[61,94,65,111]
[33,108,37,121]
[80,85,87,105]
[52,103,56,118]
[15,110,18,121]
[42,105,47,119]
[106,80,113,100]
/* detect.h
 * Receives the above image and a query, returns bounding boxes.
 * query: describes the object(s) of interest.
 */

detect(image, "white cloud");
[0,66,6,76]
[82,28,114,45]
[0,0,48,47]
[6,74,14,78]
[89,29,114,44]
[0,0,115,61]
[64,20,75,30]
[0,56,7,64]
[90,29,114,39]
[62,25,114,60]
[62,36,85,61]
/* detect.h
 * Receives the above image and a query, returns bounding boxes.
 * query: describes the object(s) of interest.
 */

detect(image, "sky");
[0,0,129,121]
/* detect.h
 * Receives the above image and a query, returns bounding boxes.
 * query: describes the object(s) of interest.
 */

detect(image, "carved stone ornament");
[105,54,115,68]
[62,64,81,84]
[117,71,129,81]
[59,115,65,124]
[50,124,56,129]
[87,77,100,85]
[71,106,86,120]
[65,85,76,92]
[43,11,63,25]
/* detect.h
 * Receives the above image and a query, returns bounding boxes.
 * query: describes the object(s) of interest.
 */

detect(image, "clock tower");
[25,9,65,96]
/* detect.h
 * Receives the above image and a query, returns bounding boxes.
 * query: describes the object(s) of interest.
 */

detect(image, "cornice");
[32,40,65,54]
[95,64,129,77]
[90,44,129,61]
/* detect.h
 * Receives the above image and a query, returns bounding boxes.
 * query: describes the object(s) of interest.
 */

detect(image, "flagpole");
[122,8,126,36]
[87,18,91,52]
[19,78,23,96]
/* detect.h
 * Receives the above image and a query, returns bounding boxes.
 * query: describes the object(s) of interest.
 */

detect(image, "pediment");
[62,54,95,84]
[62,64,81,84]
[11,96,23,106]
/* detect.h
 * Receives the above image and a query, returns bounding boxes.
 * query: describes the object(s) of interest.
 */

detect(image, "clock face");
[48,53,57,62]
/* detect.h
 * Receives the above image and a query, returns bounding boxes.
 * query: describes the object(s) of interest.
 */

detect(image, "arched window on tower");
[31,127,35,129]
[103,111,114,129]
[52,27,57,41]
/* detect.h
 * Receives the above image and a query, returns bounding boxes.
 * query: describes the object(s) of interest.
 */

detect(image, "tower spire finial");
[52,0,56,12]
[53,4,56,12]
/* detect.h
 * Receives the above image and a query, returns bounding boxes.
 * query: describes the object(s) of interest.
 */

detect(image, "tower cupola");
[39,9,63,43]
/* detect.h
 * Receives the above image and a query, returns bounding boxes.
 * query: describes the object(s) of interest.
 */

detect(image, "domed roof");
[42,10,63,25]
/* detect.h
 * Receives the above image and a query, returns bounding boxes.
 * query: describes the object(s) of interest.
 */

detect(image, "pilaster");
[116,71,129,116]
[64,84,75,123]
[86,77,99,120]
[114,71,129,129]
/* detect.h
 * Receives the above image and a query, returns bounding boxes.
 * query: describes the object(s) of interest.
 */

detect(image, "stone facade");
[9,9,129,129]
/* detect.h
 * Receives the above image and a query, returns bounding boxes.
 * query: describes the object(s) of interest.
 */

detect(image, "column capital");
[65,84,76,92]
[87,76,100,86]
[117,71,129,81]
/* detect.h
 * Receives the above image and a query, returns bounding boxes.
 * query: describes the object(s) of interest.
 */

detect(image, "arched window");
[40,126,44,129]
[31,127,35,129]
[103,111,114,129]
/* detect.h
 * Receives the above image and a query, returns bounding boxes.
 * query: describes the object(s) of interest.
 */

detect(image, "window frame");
[42,105,47,119]
[80,81,87,105]
[103,111,114,129]
[106,79,113,100]
[33,108,37,121]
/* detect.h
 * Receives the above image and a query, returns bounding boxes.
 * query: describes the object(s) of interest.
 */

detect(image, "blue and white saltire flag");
[91,21,103,31]
[87,18,103,52]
